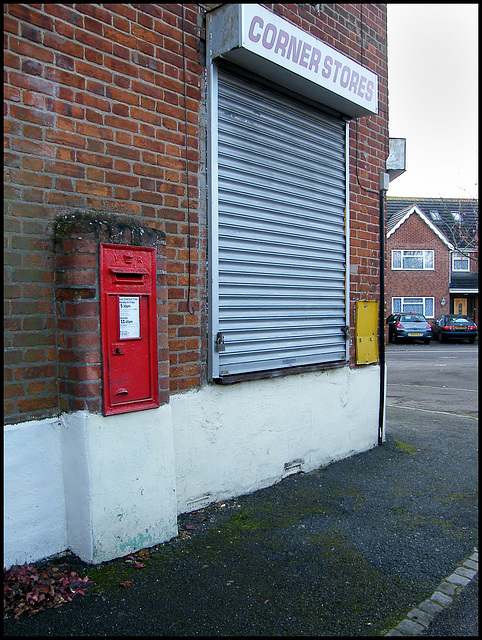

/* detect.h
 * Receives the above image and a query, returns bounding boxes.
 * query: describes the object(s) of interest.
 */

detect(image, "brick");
[75,28,113,54]
[406,608,433,627]
[58,348,101,364]
[45,66,85,89]
[66,365,102,381]
[75,181,112,197]
[17,396,58,414]
[446,573,470,586]
[75,92,111,111]
[454,566,477,579]
[431,591,453,606]
[45,129,85,148]
[76,4,113,25]
[26,380,48,395]
[105,85,139,105]
[76,59,112,83]
[4,384,25,399]
[14,365,56,380]
[395,618,424,635]
[10,169,52,188]
[8,4,54,31]
[63,270,97,286]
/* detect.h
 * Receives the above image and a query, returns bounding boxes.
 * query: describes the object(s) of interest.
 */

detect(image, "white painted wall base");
[171,365,381,514]
[4,365,382,569]
[61,407,178,564]
[4,418,67,568]
[4,406,178,569]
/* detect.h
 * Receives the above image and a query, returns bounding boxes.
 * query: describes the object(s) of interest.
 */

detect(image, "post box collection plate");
[100,244,159,415]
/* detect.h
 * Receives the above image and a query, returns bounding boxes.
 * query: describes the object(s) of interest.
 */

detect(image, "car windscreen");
[400,315,426,322]
[447,316,471,325]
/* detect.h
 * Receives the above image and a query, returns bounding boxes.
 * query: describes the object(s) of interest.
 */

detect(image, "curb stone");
[385,549,478,636]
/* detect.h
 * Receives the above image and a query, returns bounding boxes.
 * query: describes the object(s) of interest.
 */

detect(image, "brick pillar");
[54,212,168,414]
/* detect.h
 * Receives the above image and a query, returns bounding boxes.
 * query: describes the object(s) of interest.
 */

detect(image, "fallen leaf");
[120,581,133,588]
[4,563,94,620]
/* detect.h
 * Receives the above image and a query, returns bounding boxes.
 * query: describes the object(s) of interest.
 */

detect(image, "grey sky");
[387,4,478,199]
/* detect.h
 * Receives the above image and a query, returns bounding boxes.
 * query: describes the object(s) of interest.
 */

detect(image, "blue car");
[386,313,432,344]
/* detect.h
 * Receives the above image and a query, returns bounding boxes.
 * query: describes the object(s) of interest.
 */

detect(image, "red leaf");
[120,581,133,588]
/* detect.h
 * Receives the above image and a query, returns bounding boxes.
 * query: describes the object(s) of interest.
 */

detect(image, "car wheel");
[469,337,475,344]
[424,339,431,345]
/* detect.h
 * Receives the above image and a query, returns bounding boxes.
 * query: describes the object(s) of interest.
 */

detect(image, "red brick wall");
[4,3,388,424]
[386,212,451,318]
[4,3,204,423]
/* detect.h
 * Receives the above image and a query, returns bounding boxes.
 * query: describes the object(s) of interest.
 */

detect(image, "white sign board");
[119,296,140,339]
[208,4,378,117]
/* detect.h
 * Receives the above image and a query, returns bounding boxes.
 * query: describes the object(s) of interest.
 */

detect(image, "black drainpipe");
[378,175,388,445]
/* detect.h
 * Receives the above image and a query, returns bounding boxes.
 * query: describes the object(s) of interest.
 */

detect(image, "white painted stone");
[4,419,66,569]
[4,365,381,567]
[62,407,178,564]
[171,366,380,514]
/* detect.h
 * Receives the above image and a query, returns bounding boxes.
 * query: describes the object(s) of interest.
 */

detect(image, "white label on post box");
[119,296,140,339]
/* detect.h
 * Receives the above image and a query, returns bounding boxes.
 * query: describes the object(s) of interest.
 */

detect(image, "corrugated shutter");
[215,69,347,376]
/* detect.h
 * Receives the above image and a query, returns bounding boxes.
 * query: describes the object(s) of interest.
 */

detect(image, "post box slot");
[109,267,148,282]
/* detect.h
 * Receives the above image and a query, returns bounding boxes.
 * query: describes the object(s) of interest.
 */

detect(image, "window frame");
[391,249,435,271]
[451,252,470,272]
[391,297,435,318]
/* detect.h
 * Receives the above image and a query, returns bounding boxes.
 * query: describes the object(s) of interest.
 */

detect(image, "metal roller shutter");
[213,69,347,377]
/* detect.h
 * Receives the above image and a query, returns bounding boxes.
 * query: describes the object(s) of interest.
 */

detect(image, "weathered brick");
[4,2,387,420]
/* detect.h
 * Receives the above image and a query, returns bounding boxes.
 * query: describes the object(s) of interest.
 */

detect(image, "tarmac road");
[385,341,478,419]
[4,341,478,636]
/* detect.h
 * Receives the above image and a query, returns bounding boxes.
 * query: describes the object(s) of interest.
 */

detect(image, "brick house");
[386,197,479,325]
[4,3,390,567]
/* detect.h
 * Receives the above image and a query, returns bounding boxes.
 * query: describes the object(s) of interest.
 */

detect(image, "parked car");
[386,312,432,344]
[430,315,477,343]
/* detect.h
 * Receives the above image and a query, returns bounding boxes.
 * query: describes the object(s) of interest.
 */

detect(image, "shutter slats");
[216,71,347,375]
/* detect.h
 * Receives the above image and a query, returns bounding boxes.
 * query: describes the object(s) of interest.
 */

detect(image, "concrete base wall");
[61,406,178,564]
[171,366,381,513]
[4,406,178,568]
[4,365,381,568]
[4,419,67,568]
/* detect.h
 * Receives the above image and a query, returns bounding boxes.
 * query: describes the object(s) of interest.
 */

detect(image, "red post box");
[100,244,159,415]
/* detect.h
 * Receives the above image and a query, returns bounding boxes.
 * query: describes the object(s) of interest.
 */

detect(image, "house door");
[453,298,467,315]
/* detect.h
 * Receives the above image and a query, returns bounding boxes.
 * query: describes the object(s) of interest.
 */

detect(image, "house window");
[392,297,434,318]
[450,210,462,223]
[391,250,434,270]
[429,209,441,221]
[452,252,470,271]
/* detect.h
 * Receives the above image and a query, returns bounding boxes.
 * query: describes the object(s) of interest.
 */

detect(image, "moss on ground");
[394,440,419,455]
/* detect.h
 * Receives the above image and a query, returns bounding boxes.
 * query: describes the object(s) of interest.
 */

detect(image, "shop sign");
[208,4,378,117]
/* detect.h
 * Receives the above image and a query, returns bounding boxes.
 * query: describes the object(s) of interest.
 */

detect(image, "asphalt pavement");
[4,342,478,636]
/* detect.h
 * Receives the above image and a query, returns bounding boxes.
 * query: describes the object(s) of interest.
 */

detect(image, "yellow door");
[355,300,379,364]
[453,298,467,316]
